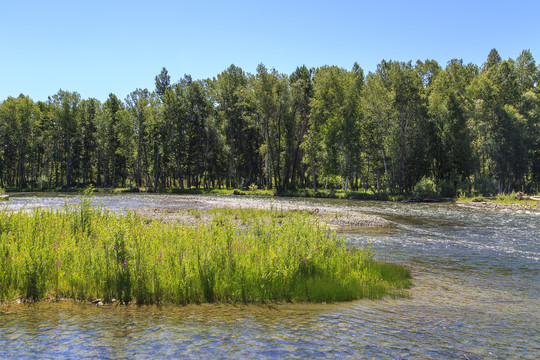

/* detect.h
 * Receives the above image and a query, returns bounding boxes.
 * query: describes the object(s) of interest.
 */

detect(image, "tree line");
[1,49,539,196]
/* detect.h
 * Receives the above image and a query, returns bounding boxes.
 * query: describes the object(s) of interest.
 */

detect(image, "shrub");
[412,177,438,198]
[472,176,498,196]
[437,178,457,198]
[35,175,50,189]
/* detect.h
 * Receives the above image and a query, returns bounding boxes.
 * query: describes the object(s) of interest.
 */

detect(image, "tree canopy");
[1,49,539,195]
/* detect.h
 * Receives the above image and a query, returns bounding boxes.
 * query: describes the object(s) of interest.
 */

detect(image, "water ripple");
[1,194,539,359]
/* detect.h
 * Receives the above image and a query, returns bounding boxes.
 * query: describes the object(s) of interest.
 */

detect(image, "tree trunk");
[377,120,390,191]
[66,151,71,187]
[18,139,24,188]
[290,113,309,190]
[276,103,282,189]
[154,151,160,191]
[177,164,184,189]
[111,153,116,188]
[265,119,274,190]
[310,130,317,191]
[136,142,142,188]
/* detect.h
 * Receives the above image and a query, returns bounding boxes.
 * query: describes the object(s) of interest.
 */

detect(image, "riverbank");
[2,186,398,200]
[0,199,410,305]
[457,194,540,212]
[7,185,540,203]
[1,188,400,229]
[458,201,540,211]
[135,206,393,229]
[1,193,537,359]
[6,186,539,215]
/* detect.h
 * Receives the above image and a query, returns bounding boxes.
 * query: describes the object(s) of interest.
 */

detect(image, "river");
[1,194,539,359]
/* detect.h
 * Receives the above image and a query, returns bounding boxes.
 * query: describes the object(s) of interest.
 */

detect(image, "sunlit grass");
[4,186,397,200]
[457,191,540,206]
[494,192,540,204]
[0,198,410,304]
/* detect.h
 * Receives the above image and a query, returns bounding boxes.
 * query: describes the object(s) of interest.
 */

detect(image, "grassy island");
[0,198,410,305]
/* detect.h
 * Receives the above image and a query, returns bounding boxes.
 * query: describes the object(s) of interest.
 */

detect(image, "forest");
[1,49,539,196]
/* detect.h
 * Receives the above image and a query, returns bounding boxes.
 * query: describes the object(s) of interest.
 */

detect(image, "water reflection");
[2,295,538,359]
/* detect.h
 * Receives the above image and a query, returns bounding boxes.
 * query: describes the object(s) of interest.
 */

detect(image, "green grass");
[206,207,311,221]
[155,187,275,196]
[274,188,392,200]
[4,185,397,200]
[0,198,410,305]
[494,192,539,203]
[458,191,540,206]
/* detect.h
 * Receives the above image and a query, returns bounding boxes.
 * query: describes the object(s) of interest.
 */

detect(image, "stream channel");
[1,194,539,359]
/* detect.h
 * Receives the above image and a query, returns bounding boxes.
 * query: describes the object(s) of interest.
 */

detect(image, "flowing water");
[1,194,539,359]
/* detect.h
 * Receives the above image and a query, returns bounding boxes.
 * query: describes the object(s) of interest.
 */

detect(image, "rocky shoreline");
[458,201,540,212]
[135,206,393,229]
[319,210,393,229]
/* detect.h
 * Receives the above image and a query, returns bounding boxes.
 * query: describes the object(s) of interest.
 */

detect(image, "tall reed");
[0,199,410,304]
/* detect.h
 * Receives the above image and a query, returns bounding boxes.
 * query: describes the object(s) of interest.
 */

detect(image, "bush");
[412,177,438,198]
[472,176,498,196]
[496,192,519,202]
[35,175,50,189]
[322,175,342,190]
[437,178,457,198]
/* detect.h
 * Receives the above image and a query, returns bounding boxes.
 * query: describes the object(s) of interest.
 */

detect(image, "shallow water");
[1,194,539,359]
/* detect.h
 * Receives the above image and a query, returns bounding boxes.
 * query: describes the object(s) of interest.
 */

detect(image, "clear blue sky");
[1,0,538,102]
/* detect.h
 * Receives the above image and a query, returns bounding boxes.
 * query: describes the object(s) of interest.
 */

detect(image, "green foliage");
[0,95,42,188]
[436,178,457,198]
[495,192,519,202]
[1,49,539,194]
[435,171,462,198]
[0,202,410,304]
[412,177,438,198]
[472,176,498,196]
